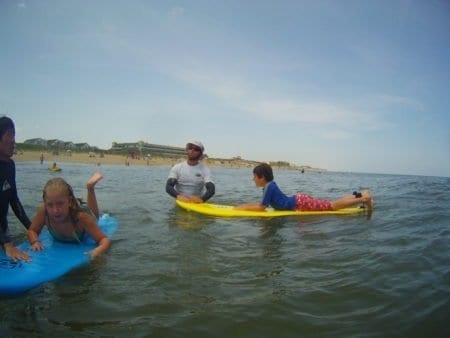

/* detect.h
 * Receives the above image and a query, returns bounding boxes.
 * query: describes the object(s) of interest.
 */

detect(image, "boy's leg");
[331,190,372,210]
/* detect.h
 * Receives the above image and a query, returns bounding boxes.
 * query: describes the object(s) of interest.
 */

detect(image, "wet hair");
[253,163,274,182]
[0,116,15,139]
[43,177,82,221]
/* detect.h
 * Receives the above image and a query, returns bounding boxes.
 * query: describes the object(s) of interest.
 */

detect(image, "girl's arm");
[28,204,46,251]
[79,213,111,258]
[234,202,266,211]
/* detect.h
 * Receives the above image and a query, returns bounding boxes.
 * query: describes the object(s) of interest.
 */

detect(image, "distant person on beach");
[0,116,32,261]
[27,172,111,259]
[166,140,215,203]
[234,163,373,212]
[40,153,44,164]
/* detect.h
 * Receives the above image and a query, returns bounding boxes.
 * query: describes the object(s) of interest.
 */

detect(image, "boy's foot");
[362,190,373,210]
[87,171,103,189]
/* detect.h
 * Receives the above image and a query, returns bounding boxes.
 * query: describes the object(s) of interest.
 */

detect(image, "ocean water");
[1,162,449,338]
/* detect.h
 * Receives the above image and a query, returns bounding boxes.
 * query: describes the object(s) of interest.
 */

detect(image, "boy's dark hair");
[0,116,15,139]
[253,163,274,182]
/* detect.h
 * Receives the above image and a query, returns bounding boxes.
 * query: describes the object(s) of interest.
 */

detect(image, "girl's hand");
[30,240,43,251]
[86,248,99,259]
[85,238,110,259]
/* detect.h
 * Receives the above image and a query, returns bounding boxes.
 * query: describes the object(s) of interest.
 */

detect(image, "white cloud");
[176,67,247,100]
[246,99,386,131]
[321,130,353,140]
[377,94,424,111]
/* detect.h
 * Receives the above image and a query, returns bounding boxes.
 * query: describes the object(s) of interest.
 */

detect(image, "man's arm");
[201,182,215,202]
[10,198,31,229]
[165,178,179,198]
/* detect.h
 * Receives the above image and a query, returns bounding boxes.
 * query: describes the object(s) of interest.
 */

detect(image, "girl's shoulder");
[76,201,95,217]
[75,208,96,226]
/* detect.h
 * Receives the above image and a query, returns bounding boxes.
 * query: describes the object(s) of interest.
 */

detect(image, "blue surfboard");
[0,214,118,296]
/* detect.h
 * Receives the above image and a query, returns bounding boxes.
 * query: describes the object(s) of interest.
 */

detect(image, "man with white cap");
[165,141,215,203]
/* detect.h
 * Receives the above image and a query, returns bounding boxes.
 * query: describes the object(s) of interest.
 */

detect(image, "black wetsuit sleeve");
[1,159,30,244]
[0,162,9,243]
[10,161,31,229]
[166,178,179,198]
[10,192,31,229]
[201,182,215,202]
[0,225,10,245]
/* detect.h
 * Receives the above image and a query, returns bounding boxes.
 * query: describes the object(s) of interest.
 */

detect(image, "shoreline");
[13,150,327,172]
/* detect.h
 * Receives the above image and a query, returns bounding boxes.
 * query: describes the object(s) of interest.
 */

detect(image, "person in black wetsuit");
[0,116,31,261]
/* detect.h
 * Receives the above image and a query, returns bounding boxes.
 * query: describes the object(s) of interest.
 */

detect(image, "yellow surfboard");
[176,200,365,217]
[48,166,61,172]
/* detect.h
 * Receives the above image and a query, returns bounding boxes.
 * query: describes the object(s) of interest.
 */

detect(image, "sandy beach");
[12,150,261,169]
[13,150,175,167]
[13,150,325,172]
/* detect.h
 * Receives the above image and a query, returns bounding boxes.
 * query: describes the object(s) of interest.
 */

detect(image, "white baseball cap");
[186,141,204,153]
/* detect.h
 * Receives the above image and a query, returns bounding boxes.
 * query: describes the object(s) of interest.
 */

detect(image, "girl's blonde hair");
[43,177,82,221]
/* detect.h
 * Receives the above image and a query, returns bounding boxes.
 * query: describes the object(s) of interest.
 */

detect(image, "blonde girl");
[27,172,111,259]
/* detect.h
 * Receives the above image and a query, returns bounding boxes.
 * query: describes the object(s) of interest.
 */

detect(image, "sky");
[1,0,449,177]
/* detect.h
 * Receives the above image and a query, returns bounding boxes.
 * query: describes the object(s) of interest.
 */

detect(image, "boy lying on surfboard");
[234,163,373,212]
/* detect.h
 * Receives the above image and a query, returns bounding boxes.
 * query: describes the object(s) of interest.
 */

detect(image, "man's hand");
[4,243,31,261]
[177,195,204,203]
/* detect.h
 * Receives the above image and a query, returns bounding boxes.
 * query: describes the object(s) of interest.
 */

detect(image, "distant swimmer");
[49,162,61,172]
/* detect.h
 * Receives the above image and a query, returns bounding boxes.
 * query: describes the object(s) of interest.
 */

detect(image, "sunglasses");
[187,145,202,152]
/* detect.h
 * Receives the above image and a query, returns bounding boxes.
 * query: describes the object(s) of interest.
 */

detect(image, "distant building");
[24,138,47,147]
[75,143,93,151]
[110,141,186,158]
[23,138,189,158]
[64,141,76,149]
[23,138,96,152]
[47,139,66,148]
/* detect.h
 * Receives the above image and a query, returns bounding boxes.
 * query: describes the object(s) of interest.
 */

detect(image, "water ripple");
[2,164,448,337]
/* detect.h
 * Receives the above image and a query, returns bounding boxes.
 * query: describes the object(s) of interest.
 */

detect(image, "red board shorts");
[295,193,332,211]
